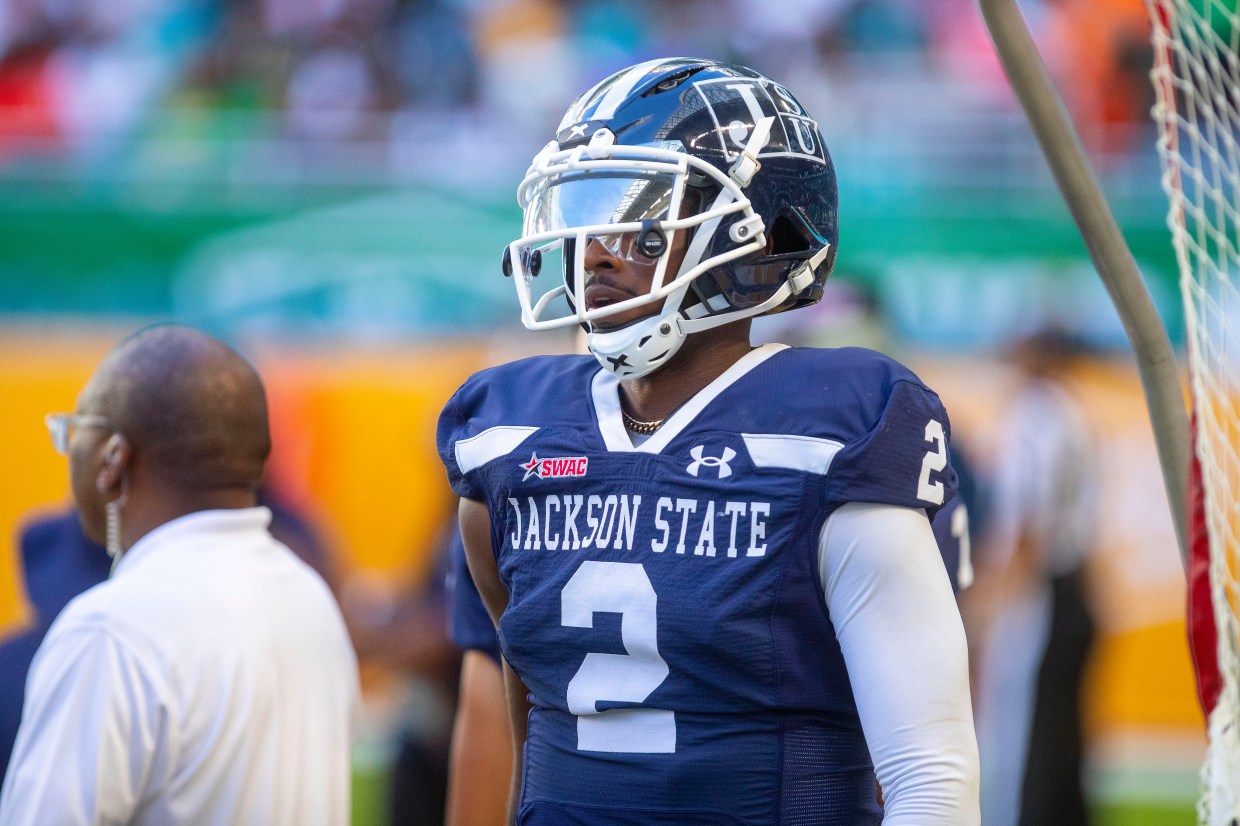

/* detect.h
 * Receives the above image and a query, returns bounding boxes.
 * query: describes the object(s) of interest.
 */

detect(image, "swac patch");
[691,76,826,166]
[520,452,589,481]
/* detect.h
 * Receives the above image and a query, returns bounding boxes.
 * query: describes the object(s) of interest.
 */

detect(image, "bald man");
[0,326,359,826]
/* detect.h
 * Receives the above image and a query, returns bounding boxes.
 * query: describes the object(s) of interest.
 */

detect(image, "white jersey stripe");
[742,433,844,475]
[455,426,539,473]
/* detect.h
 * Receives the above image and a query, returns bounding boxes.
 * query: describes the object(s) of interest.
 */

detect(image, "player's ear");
[95,433,131,497]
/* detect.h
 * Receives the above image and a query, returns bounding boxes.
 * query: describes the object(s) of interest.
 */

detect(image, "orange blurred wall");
[0,331,113,633]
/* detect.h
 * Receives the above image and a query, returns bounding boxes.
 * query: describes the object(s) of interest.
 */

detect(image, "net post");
[977,0,1191,569]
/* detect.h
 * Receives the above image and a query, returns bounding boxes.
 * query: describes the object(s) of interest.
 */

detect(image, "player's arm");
[458,496,531,826]
[444,522,511,826]
[500,660,532,816]
[0,623,168,825]
[446,649,512,826]
[820,502,980,825]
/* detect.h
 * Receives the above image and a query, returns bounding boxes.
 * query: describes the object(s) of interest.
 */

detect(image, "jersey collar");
[113,507,274,578]
[592,342,788,453]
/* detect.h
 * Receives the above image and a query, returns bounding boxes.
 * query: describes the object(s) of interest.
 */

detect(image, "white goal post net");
[1146,1,1240,823]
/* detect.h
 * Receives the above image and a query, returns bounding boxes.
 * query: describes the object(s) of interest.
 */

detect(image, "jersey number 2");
[917,419,947,505]
[561,560,675,753]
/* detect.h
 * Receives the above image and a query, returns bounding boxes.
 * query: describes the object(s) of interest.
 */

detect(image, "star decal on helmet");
[556,119,606,148]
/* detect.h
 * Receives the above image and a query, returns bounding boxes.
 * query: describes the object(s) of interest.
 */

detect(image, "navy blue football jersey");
[437,344,958,825]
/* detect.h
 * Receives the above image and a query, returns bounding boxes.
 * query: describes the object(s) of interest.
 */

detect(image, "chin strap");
[679,242,833,337]
[789,244,832,293]
[729,117,774,188]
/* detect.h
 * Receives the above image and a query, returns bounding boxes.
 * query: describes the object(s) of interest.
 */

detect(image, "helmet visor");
[524,172,678,237]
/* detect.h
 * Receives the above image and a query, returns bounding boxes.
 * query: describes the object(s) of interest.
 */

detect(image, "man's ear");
[95,433,131,496]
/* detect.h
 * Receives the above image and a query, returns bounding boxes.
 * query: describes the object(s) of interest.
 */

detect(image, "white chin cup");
[588,309,686,379]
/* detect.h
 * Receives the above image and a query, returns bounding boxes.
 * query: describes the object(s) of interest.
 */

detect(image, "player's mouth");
[583,277,636,314]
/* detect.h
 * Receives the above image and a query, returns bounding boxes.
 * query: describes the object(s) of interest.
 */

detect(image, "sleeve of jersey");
[438,377,486,502]
[820,503,980,824]
[824,379,958,518]
[445,529,501,664]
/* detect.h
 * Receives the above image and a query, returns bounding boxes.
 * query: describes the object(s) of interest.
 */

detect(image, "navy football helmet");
[505,57,839,378]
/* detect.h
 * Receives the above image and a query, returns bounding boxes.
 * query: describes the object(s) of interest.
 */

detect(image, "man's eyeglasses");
[45,413,115,455]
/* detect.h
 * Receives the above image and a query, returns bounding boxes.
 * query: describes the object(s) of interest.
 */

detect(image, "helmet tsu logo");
[691,77,825,165]
[687,445,736,478]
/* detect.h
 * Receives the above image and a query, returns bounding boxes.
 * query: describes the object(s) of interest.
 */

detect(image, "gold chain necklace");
[621,408,664,435]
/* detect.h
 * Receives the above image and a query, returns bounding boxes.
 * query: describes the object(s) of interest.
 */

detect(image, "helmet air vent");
[642,66,706,97]
[770,210,812,256]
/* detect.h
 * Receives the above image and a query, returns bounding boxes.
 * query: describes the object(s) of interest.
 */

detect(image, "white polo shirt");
[0,507,360,826]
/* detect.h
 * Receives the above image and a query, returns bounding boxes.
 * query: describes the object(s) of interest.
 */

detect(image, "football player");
[437,58,979,824]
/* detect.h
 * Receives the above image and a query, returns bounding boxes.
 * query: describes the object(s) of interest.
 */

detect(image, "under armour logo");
[568,122,589,138]
[687,446,735,478]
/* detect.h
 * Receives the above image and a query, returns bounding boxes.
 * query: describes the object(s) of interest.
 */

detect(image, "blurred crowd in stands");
[0,0,1157,177]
